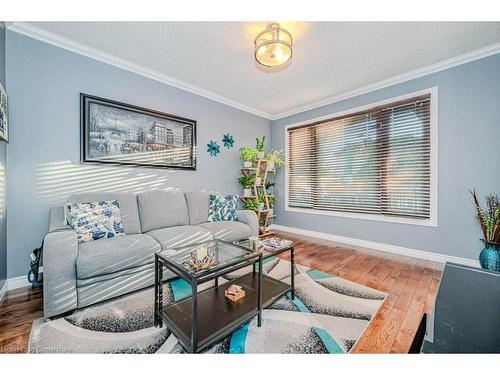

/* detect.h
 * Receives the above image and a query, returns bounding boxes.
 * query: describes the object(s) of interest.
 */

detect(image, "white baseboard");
[270,224,479,268]
[0,276,34,303]
[6,275,32,292]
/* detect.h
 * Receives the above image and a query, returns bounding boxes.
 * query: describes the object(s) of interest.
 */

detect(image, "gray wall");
[272,53,500,261]
[0,23,6,290]
[5,31,271,278]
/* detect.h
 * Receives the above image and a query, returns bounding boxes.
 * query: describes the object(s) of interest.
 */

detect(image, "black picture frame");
[80,93,197,170]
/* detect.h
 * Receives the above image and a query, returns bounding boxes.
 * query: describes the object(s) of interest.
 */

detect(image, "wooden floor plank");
[0,230,443,354]
[389,265,435,353]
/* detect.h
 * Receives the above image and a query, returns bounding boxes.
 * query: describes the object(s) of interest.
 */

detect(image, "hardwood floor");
[0,230,442,354]
[273,230,443,353]
[0,286,44,353]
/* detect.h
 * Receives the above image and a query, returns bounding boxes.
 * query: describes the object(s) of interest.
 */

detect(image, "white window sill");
[285,206,437,227]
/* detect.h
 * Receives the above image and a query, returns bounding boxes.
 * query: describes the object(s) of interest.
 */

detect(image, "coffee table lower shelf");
[158,272,291,352]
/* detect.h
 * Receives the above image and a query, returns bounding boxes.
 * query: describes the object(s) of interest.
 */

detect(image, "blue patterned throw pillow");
[67,200,125,243]
[208,194,238,222]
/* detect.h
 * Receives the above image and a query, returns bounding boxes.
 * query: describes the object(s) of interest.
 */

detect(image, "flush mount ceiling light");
[254,23,293,71]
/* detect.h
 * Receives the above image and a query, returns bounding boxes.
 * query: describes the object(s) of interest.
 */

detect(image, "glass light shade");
[254,23,293,68]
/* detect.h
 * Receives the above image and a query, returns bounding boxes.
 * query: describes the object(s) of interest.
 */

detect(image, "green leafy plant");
[243,198,260,211]
[256,193,269,211]
[265,180,275,189]
[266,149,285,169]
[239,147,257,162]
[267,195,275,209]
[470,189,500,244]
[257,192,267,204]
[237,175,255,188]
[255,136,266,152]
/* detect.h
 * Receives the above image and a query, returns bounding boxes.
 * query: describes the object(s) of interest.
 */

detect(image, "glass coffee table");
[154,239,291,353]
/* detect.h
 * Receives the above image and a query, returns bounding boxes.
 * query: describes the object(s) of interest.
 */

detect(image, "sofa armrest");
[49,206,72,232]
[236,210,259,237]
[43,229,78,317]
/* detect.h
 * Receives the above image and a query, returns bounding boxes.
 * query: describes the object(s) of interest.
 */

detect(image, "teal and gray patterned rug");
[28,256,386,353]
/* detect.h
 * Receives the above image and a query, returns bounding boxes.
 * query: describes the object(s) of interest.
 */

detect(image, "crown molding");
[6,22,500,121]
[7,22,275,120]
[272,42,500,120]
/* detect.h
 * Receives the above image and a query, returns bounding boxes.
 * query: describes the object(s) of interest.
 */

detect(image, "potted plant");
[255,171,262,186]
[257,193,267,211]
[255,136,265,160]
[266,149,285,171]
[470,189,500,271]
[237,175,254,197]
[239,147,257,168]
[268,195,275,215]
[244,197,260,212]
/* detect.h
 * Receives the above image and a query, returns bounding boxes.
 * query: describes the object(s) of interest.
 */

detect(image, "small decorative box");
[225,284,246,302]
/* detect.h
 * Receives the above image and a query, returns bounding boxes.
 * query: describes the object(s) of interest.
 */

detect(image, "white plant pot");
[243,188,252,197]
[269,208,273,216]
[255,177,262,186]
[267,161,275,171]
[258,203,265,211]
[243,161,252,168]
[257,151,265,160]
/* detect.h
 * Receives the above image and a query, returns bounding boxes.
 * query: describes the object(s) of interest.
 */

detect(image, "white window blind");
[287,94,432,220]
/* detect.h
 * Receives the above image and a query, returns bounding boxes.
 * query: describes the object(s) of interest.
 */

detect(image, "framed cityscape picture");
[80,94,196,169]
[0,83,8,142]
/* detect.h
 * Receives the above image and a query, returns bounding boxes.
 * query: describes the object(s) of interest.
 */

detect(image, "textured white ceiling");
[25,22,500,118]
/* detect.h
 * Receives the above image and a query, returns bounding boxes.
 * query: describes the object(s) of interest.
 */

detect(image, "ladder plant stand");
[240,159,275,237]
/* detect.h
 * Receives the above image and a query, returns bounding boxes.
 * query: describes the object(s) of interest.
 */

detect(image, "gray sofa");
[43,190,258,318]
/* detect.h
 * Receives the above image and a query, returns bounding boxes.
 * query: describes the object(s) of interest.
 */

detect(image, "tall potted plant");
[470,189,500,271]
[239,147,257,168]
[256,136,265,160]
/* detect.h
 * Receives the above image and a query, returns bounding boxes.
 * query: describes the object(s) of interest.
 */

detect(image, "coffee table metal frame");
[154,239,264,353]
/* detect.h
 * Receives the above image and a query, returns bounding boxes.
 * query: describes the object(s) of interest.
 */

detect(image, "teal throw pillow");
[208,194,238,222]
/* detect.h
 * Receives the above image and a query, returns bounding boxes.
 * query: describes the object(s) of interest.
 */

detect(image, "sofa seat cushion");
[76,234,161,280]
[146,225,213,251]
[197,221,251,242]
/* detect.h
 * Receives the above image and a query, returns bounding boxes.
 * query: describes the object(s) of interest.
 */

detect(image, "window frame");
[284,87,438,227]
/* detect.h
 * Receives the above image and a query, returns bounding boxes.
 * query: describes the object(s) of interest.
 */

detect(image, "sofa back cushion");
[184,191,210,225]
[66,192,141,234]
[138,190,189,232]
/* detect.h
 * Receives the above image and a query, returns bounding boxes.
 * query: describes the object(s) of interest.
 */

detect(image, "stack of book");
[261,237,293,252]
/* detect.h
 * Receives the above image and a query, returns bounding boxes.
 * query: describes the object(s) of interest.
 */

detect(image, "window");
[286,90,437,225]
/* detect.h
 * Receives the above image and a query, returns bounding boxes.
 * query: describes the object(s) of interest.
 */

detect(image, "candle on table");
[196,245,208,260]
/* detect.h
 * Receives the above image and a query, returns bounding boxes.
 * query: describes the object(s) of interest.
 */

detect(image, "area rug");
[28,256,386,353]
